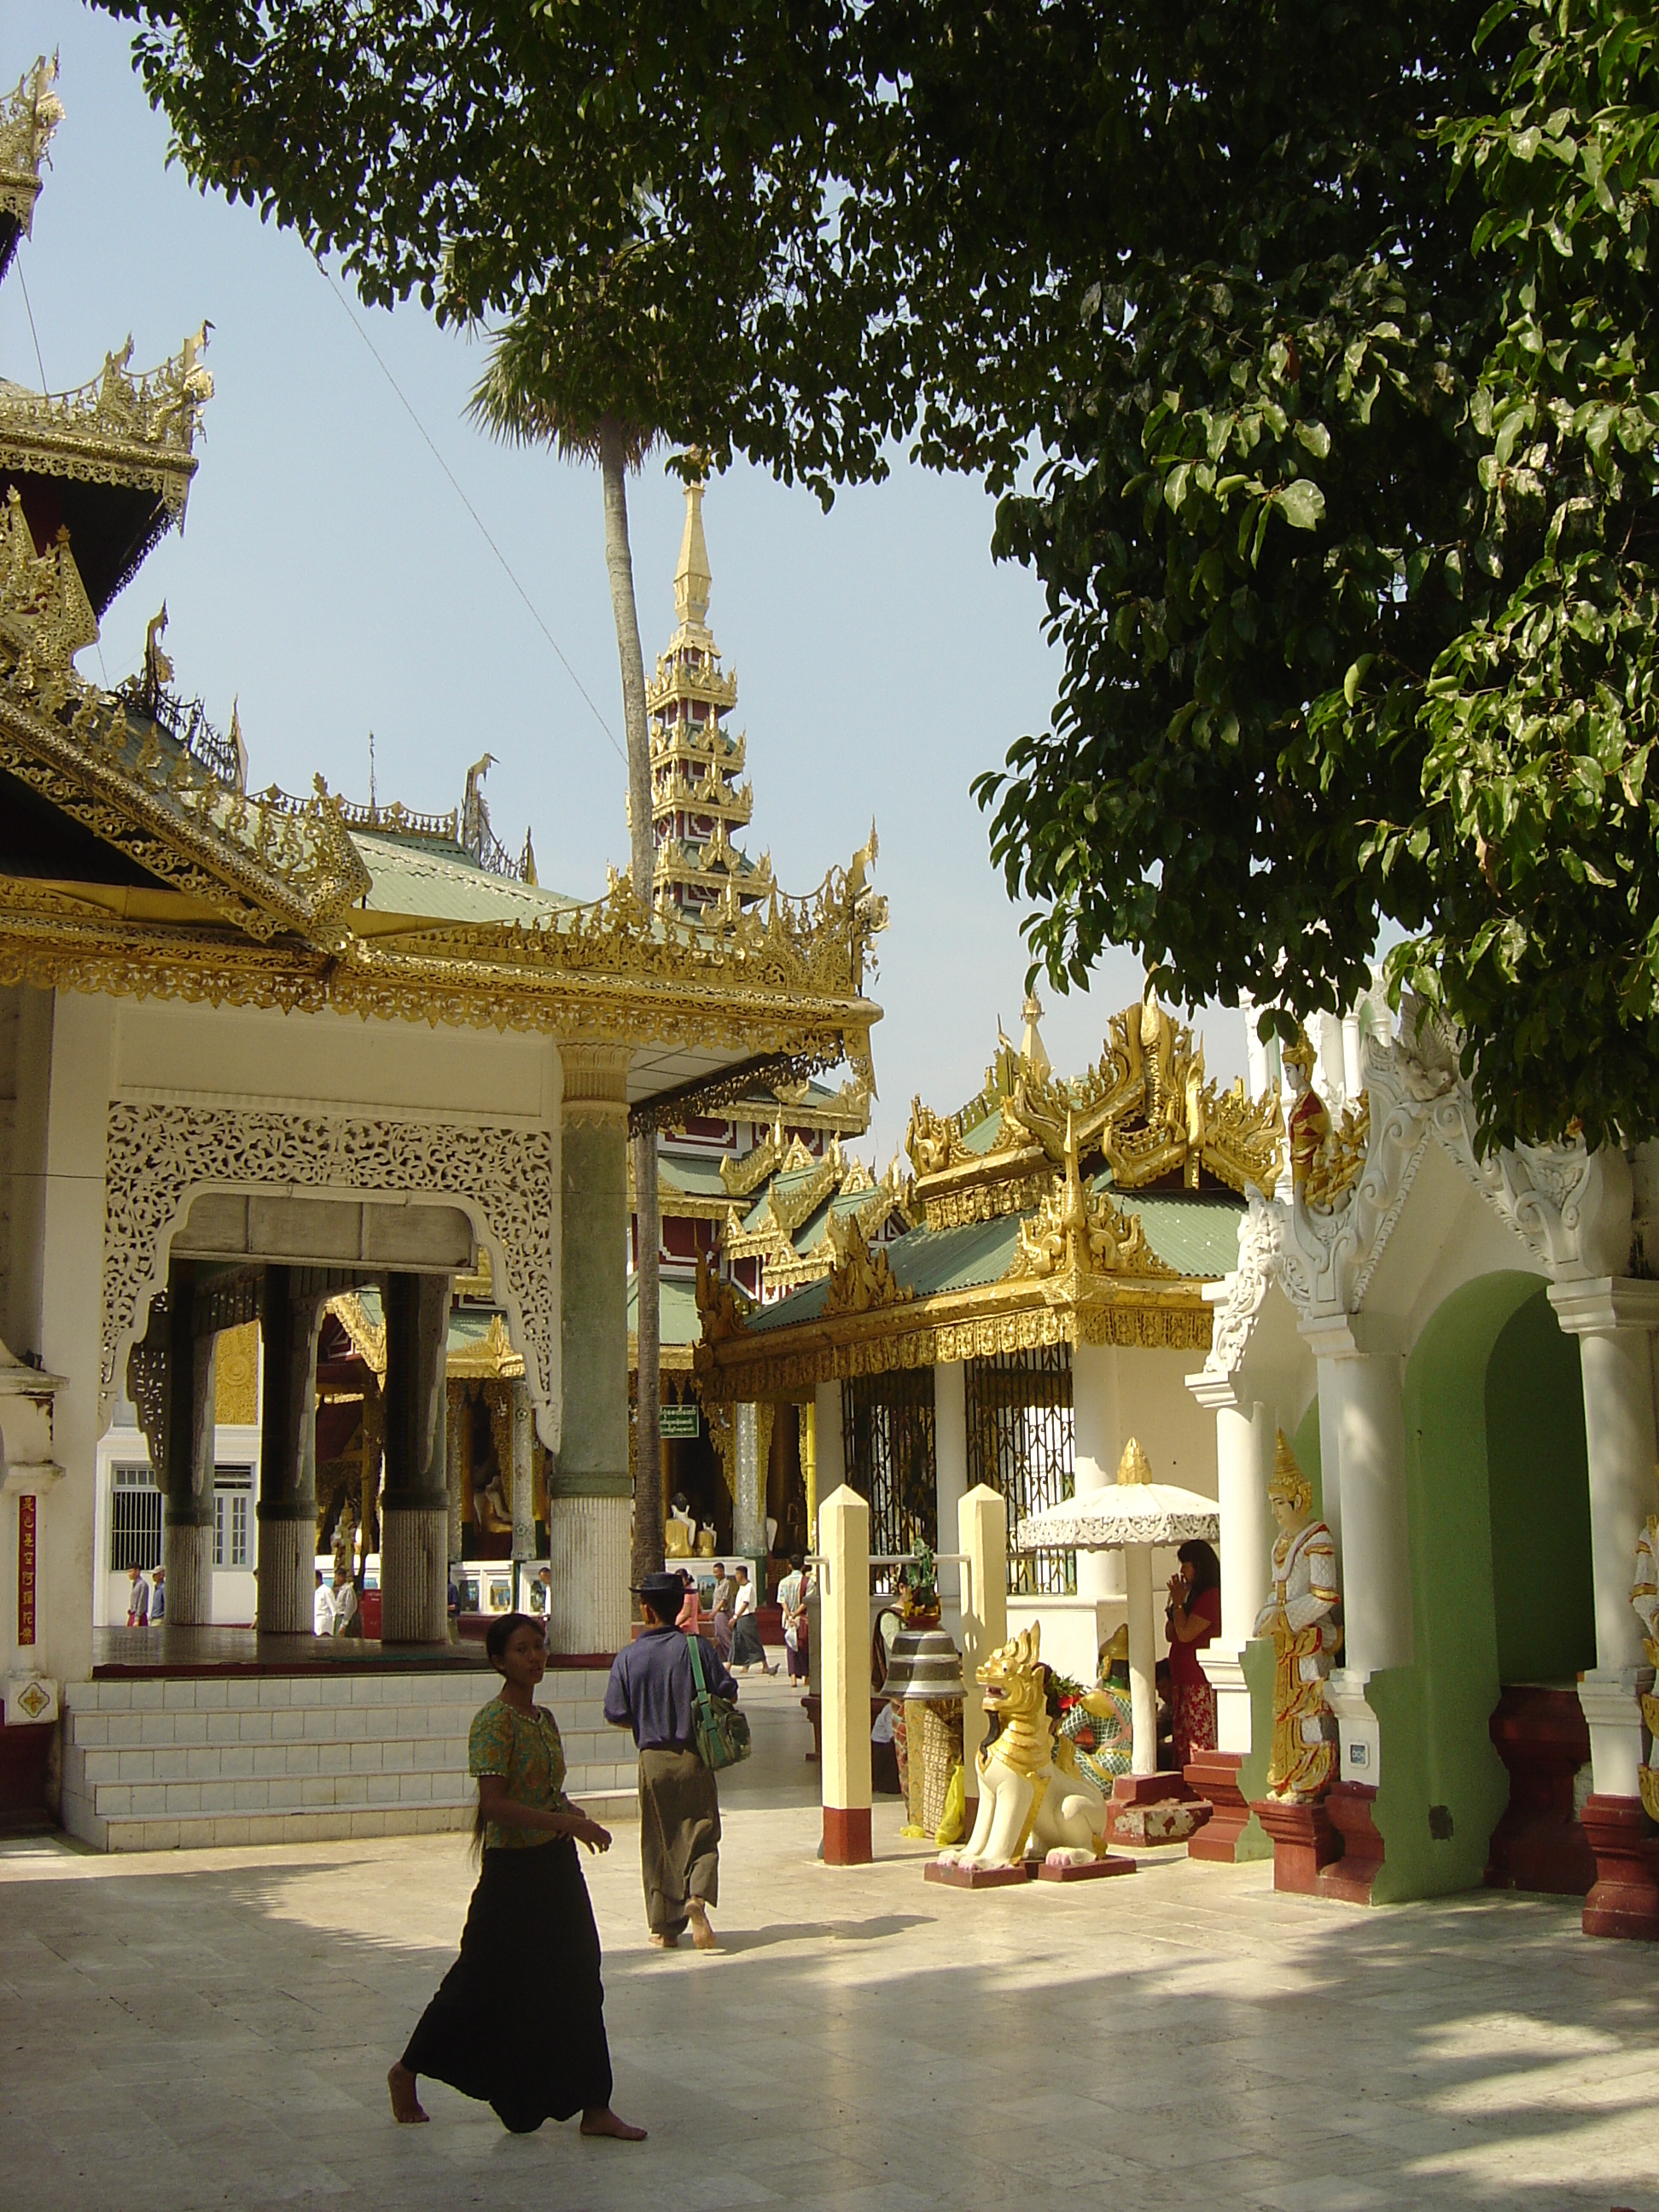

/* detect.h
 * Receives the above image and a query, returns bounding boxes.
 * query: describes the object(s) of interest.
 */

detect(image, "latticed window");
[965,1345,1076,1595]
[110,1463,162,1572]
[841,1369,936,1586]
[213,1465,254,1569]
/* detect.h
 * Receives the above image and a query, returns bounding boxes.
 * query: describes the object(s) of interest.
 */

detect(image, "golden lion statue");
[935,1622,1108,1872]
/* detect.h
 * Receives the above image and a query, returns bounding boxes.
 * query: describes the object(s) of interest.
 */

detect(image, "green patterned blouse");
[469,1697,571,1851]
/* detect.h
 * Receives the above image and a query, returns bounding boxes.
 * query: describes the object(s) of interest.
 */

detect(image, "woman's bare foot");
[686,1901,719,1952]
[580,2106,648,2140]
[648,1930,679,1948]
[387,2063,428,2123]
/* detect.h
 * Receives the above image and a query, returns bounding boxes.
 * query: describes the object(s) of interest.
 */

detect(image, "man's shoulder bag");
[687,1634,752,1772]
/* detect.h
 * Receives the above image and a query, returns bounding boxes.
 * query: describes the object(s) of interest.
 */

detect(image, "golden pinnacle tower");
[644,480,773,919]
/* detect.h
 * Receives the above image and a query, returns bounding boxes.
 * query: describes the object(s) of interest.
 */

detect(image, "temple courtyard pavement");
[0,1671,1651,2212]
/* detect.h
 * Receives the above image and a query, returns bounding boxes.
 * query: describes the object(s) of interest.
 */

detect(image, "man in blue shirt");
[605,1571,738,1951]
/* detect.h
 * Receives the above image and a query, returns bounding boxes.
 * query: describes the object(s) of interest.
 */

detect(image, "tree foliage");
[98,0,1659,1148]
[975,0,1659,1149]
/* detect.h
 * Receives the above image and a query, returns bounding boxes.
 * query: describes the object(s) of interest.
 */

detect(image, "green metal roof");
[336,1289,518,1359]
[626,1271,705,1347]
[747,1214,1024,1333]
[742,1185,1242,1338]
[352,830,579,927]
[960,1109,1008,1155]
[657,1153,736,1202]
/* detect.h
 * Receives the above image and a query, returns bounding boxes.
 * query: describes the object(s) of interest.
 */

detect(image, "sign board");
[659,1405,701,1439]
[16,1493,35,1645]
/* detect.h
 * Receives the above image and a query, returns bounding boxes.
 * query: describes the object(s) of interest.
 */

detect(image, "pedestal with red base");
[823,1807,872,1866]
[1580,1794,1659,1939]
[924,1859,1035,1889]
[1483,1686,1596,1896]
[1035,1854,1138,1882]
[1317,1782,1385,1903]
[1252,1796,1342,1894]
[1108,1772,1213,1848]
[1185,1751,1255,1862]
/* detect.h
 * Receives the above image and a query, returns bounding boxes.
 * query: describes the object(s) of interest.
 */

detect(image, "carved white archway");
[102,1096,558,1444]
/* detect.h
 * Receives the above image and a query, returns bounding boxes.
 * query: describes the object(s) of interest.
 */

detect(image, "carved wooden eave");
[445,1313,526,1381]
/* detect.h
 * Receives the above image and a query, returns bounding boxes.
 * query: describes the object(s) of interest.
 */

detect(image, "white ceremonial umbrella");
[1016,1439,1220,1778]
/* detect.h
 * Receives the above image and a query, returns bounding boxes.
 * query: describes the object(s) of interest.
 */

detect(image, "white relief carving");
[1199,1003,1627,1371]
[1204,1196,1285,1380]
[102,1099,556,1429]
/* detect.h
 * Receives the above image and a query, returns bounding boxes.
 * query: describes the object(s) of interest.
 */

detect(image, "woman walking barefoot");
[388,1613,645,2141]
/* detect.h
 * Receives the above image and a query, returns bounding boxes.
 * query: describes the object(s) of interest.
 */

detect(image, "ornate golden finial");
[143,603,172,706]
[1116,1437,1152,1486]
[673,476,713,638]
[230,696,248,793]
[1268,1429,1313,1512]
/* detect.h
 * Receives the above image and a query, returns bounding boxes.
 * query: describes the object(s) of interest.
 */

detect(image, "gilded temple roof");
[695,994,1278,1399]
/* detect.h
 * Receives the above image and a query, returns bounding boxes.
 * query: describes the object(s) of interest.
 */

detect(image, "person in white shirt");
[331,1571,360,1637]
[313,1569,335,1637]
[728,1565,776,1674]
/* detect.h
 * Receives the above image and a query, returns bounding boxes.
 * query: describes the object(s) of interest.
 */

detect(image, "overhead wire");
[313,259,626,767]
[17,256,110,685]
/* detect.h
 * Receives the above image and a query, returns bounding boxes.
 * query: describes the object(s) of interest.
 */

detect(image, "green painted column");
[160,1260,215,1627]
[548,1046,632,1654]
[381,1270,452,1643]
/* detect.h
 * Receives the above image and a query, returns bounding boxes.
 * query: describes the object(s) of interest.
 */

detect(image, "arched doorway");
[1370,1273,1594,1900]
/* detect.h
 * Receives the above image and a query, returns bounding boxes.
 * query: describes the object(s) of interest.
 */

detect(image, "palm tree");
[469,328,666,1602]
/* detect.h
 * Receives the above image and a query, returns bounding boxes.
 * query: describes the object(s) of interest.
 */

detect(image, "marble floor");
[0,1672,1652,2212]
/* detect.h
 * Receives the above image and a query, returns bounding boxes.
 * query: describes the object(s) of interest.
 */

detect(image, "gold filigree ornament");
[821,1214,912,1316]
[0,487,98,683]
[0,57,64,241]
[1004,1113,1175,1302]
[1301,1093,1371,1210]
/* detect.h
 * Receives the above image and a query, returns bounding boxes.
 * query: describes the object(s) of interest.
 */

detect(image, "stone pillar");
[1302,1314,1413,1784]
[820,1482,872,1865]
[510,1377,536,1581]
[445,1379,464,1569]
[933,1360,968,1635]
[550,1045,632,1655]
[381,1270,452,1643]
[257,1266,326,1635]
[1071,1340,1126,1607]
[958,1482,1008,1823]
[1548,1275,1659,1937]
[161,1264,216,1627]
[734,1402,765,1554]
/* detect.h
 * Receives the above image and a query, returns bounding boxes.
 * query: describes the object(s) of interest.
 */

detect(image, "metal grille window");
[110,1463,163,1571]
[841,1370,936,1586]
[965,1345,1076,1595]
[213,1465,254,1569]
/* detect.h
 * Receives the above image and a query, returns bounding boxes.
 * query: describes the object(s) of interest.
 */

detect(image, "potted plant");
[899,1541,940,1627]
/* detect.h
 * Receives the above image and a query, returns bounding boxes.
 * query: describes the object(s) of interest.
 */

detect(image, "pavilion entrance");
[1370,1272,1597,1902]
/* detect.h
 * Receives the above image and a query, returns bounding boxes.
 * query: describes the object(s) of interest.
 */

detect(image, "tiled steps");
[59,1668,637,1852]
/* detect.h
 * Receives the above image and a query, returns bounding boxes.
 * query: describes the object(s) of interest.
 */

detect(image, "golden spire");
[672,477,713,642]
[1020,990,1051,1078]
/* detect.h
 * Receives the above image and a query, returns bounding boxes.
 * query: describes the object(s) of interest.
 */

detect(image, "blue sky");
[3,9,1248,1155]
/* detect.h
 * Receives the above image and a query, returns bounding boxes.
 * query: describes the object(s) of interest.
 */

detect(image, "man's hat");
[636,1570,684,1615]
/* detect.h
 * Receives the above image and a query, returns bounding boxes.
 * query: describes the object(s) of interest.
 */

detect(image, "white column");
[1187,1376,1273,1755]
[1071,1340,1125,1605]
[958,1483,1008,1802]
[933,1361,968,1635]
[1302,1315,1413,1783]
[1549,1278,1659,1797]
[819,1482,872,1864]
[1125,1544,1157,1775]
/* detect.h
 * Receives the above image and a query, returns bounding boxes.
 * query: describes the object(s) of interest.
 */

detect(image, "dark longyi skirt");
[402,1839,613,2133]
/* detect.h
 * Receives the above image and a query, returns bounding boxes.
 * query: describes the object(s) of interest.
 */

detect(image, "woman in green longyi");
[388,1612,646,2140]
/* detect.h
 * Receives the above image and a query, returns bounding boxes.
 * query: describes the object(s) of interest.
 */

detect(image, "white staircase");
[58,1667,636,1852]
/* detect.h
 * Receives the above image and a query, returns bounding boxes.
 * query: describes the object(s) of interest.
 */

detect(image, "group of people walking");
[389,1567,750,2138]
